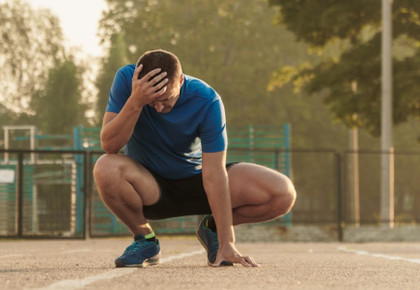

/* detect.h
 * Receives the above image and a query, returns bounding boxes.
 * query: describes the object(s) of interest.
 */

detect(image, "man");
[93,49,296,268]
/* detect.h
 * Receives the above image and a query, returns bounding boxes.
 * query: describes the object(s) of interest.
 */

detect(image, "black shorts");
[143,163,238,220]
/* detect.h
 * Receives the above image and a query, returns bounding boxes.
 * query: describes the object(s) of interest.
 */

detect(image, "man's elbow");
[100,139,122,154]
[102,147,120,154]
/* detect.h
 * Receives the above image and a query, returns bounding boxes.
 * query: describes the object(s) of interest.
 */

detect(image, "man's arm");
[101,65,168,153]
[202,150,259,267]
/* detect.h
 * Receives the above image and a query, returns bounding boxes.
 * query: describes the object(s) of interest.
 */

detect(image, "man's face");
[151,75,184,113]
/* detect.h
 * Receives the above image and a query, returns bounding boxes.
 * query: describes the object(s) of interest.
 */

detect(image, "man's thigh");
[143,171,211,219]
[94,154,160,206]
[227,162,290,208]
[143,163,238,220]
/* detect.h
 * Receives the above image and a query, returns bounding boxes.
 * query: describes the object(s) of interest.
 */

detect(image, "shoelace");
[123,241,147,254]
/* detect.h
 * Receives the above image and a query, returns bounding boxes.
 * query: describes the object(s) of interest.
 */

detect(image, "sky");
[29,0,107,58]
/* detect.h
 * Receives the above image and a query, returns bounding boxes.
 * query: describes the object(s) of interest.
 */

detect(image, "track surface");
[1,237,420,289]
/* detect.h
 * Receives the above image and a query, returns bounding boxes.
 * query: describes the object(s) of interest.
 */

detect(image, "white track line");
[60,249,92,254]
[38,249,205,290]
[338,246,420,265]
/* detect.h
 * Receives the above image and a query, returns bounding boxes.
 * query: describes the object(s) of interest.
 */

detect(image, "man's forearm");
[101,99,143,153]
[203,171,235,246]
[102,65,169,153]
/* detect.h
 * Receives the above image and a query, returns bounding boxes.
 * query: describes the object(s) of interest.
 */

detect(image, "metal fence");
[1,148,419,240]
[342,150,420,225]
[0,149,89,239]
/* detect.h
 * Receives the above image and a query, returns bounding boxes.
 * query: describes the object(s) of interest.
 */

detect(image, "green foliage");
[0,104,14,125]
[95,0,417,152]
[95,33,128,126]
[0,0,65,114]
[0,0,89,137]
[270,0,381,47]
[95,0,365,155]
[269,0,420,136]
[97,0,311,125]
[32,59,87,134]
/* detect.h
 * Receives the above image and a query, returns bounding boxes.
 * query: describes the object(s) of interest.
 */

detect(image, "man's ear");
[179,74,184,86]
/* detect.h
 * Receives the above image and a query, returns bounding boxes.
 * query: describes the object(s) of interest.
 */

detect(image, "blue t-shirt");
[106,64,227,179]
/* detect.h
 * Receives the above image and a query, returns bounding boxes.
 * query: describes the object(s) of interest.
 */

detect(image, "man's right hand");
[130,64,169,109]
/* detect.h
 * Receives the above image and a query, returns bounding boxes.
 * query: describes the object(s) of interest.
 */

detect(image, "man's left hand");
[212,243,260,267]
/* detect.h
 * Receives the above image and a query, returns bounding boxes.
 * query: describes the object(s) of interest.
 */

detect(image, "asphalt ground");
[1,237,420,290]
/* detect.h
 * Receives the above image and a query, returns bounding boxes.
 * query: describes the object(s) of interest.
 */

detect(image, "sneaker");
[114,237,161,267]
[196,215,233,266]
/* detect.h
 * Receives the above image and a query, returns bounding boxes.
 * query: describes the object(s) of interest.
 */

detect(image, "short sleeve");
[200,99,228,153]
[106,65,134,113]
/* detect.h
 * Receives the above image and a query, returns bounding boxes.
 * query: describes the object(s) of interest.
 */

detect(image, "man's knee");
[93,154,123,194]
[271,175,296,217]
[94,154,116,181]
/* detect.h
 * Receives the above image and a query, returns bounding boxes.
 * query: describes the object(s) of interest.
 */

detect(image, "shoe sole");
[196,230,233,267]
[115,251,161,268]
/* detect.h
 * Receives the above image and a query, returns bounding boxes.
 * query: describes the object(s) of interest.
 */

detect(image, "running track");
[1,237,420,289]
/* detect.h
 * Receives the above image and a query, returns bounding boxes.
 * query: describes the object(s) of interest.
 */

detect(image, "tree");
[0,0,65,114]
[32,58,87,134]
[95,33,128,125]
[268,0,420,224]
[97,0,316,125]
[97,0,352,153]
[269,0,420,136]
[0,104,14,126]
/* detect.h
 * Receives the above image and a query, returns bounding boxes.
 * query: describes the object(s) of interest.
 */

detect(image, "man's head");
[136,49,184,113]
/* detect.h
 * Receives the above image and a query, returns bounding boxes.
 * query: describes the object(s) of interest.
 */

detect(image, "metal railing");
[1,148,419,241]
[0,149,89,239]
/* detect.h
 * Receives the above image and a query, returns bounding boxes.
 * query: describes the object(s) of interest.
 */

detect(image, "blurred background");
[0,0,419,240]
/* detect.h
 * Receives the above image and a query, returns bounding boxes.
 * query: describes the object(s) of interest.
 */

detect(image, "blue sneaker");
[115,238,161,267]
[196,215,233,266]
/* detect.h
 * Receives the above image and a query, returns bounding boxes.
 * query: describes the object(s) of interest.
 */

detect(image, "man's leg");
[93,153,160,235]
[196,162,296,266]
[93,153,161,267]
[227,163,296,225]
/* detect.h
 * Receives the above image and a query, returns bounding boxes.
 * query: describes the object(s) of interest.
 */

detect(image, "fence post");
[335,152,344,242]
[83,152,89,239]
[86,151,94,238]
[17,152,24,237]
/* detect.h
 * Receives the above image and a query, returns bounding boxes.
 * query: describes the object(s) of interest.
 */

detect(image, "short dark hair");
[136,49,182,84]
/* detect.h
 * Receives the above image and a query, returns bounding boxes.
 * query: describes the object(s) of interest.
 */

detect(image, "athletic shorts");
[143,163,238,220]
